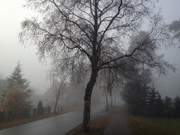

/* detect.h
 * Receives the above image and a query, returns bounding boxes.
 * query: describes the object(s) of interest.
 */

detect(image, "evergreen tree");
[174,96,180,117]
[163,96,174,117]
[146,89,163,117]
[7,63,29,89]
[0,78,7,108]
[4,63,31,118]
[154,93,164,117]
[122,68,151,115]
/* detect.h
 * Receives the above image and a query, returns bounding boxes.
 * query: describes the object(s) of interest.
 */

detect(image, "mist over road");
[0,112,82,135]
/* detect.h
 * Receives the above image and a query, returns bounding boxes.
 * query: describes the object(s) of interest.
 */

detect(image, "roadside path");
[0,111,82,135]
[104,108,131,135]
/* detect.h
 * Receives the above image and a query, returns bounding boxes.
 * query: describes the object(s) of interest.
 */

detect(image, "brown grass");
[67,113,180,135]
[66,114,112,135]
[128,116,180,135]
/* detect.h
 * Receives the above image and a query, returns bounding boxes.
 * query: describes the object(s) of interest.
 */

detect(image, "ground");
[66,114,112,135]
[66,108,180,135]
[129,116,180,135]
[66,107,130,135]
[0,111,82,135]
[0,112,65,130]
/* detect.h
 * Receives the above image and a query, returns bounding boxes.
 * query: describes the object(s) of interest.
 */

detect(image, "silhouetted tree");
[21,0,171,131]
[122,81,148,115]
[37,101,44,116]
[163,96,174,117]
[174,96,180,117]
[47,106,51,114]
[0,78,7,111]
[33,108,37,117]
[0,78,7,93]
[169,19,180,42]
[122,65,153,115]
[100,69,115,110]
[146,88,163,117]
[50,79,61,114]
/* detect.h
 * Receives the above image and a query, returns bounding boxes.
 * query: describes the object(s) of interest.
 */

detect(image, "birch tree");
[21,0,170,131]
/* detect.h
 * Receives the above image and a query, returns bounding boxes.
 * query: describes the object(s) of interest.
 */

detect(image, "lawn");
[129,116,180,135]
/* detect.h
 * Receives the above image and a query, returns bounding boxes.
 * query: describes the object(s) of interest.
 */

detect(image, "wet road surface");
[0,112,82,135]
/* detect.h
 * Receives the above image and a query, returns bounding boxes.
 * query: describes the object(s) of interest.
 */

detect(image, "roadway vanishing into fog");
[0,112,82,135]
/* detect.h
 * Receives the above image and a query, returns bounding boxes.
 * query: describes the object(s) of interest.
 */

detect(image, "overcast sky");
[0,0,180,96]
[0,0,50,94]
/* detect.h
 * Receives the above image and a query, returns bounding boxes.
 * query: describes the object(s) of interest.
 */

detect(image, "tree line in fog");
[122,66,180,118]
[0,64,54,121]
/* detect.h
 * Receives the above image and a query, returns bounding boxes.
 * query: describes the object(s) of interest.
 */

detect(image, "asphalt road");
[0,112,82,135]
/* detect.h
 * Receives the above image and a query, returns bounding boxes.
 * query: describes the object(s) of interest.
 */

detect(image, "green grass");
[128,116,180,135]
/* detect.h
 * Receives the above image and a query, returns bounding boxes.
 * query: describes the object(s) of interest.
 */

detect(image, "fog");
[0,0,50,94]
[0,0,180,96]
[0,1,180,134]
[155,0,180,97]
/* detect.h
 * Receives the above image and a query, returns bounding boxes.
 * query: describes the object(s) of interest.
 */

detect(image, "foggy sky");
[156,0,180,97]
[0,0,180,96]
[0,0,50,94]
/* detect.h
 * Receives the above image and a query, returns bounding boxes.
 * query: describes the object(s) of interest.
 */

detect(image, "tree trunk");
[83,70,98,132]
[54,86,61,114]
[105,89,109,111]
[110,91,113,108]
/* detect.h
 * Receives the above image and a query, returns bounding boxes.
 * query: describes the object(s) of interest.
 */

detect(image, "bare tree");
[99,69,115,110]
[51,79,60,114]
[20,0,170,131]
[169,19,180,41]
[49,68,66,114]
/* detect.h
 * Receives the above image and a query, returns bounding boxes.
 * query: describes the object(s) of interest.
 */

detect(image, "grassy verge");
[66,114,112,135]
[128,116,180,135]
[67,112,180,135]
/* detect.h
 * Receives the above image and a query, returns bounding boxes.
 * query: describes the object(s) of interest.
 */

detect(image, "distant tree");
[174,96,180,117]
[0,78,7,91]
[53,81,65,114]
[4,63,31,118]
[33,108,37,117]
[163,96,174,117]
[153,92,164,116]
[49,69,66,114]
[146,88,163,117]
[99,69,115,110]
[37,101,44,116]
[7,63,29,90]
[122,67,152,115]
[53,85,60,114]
[169,19,180,42]
[47,105,51,114]
[21,0,171,131]
[121,29,174,116]
[0,78,7,109]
